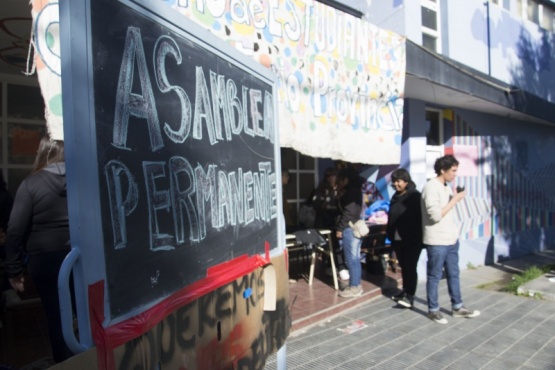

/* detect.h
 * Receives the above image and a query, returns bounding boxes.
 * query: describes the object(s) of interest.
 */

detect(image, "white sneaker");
[338,285,363,298]
[452,307,480,318]
[428,311,448,324]
[339,269,350,281]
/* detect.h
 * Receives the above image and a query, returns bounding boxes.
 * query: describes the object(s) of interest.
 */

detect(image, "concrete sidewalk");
[265,250,555,370]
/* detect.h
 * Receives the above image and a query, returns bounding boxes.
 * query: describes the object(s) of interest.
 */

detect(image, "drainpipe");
[484,1,492,76]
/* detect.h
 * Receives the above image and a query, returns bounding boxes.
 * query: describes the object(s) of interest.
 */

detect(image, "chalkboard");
[91,0,278,318]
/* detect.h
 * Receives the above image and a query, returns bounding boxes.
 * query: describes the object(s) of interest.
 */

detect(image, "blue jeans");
[425,242,463,312]
[341,227,362,287]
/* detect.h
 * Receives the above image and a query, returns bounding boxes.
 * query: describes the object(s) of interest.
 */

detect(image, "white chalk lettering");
[154,35,192,144]
[105,160,276,250]
[195,164,216,239]
[168,156,199,244]
[113,27,163,152]
[193,66,217,145]
[113,29,275,149]
[264,91,275,144]
[210,71,233,141]
[227,80,245,135]
[228,169,244,224]
[143,161,174,251]
[105,160,139,249]
[107,26,277,251]
[243,171,255,225]
[218,170,233,227]
[249,88,264,137]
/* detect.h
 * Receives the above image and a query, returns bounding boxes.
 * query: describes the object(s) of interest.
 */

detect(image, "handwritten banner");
[31,0,405,164]
[90,0,279,317]
[168,0,406,164]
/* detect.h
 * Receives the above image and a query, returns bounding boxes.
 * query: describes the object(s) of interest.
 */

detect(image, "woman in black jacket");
[5,136,73,363]
[386,168,423,308]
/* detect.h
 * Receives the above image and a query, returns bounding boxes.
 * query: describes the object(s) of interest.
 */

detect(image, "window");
[491,0,510,11]
[0,81,46,196]
[421,6,438,30]
[421,0,441,53]
[280,148,318,227]
[517,0,524,18]
[517,0,555,31]
[528,0,540,24]
[422,34,437,52]
[425,109,444,179]
[425,110,442,146]
[541,5,554,30]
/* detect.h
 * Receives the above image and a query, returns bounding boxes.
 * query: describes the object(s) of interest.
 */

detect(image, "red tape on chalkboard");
[90,250,271,364]
[89,281,115,370]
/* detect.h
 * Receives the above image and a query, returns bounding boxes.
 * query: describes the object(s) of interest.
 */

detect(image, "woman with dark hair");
[310,167,350,279]
[5,135,73,363]
[386,168,423,308]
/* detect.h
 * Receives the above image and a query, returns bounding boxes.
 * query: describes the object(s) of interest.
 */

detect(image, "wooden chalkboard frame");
[60,0,282,339]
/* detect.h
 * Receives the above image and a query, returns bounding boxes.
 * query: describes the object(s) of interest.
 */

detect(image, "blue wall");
[366,0,555,104]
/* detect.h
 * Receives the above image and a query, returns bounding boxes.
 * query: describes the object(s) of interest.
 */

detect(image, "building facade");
[2,0,554,274]
[361,0,555,272]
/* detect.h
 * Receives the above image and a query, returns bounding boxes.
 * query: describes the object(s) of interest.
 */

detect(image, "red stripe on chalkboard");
[102,254,270,350]
[206,254,250,276]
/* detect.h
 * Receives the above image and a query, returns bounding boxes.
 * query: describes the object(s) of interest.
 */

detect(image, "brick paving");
[265,250,555,370]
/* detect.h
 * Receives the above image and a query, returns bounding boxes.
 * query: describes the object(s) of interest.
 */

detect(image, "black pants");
[27,250,74,363]
[392,240,423,297]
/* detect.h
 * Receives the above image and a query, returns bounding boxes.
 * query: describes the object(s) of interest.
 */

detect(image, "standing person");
[336,166,365,298]
[0,171,18,305]
[281,168,296,233]
[312,167,339,230]
[311,167,348,280]
[5,136,73,363]
[421,154,480,324]
[386,168,423,308]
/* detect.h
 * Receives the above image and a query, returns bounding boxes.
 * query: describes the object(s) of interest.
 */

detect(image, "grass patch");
[476,281,499,290]
[501,264,555,295]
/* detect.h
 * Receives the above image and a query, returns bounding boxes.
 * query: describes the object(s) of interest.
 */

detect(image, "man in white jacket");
[421,155,480,324]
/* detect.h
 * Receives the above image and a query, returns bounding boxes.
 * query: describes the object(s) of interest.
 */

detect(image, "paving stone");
[265,251,555,370]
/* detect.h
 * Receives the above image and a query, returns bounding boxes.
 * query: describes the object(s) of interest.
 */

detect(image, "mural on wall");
[349,106,553,247]
[444,110,555,246]
[447,111,494,241]
[159,1,406,164]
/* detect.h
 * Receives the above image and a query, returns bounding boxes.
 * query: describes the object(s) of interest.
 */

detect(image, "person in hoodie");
[386,168,423,309]
[336,166,365,298]
[5,136,73,363]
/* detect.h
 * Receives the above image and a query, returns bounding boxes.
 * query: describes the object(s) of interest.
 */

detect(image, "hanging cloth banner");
[30,0,406,164]
[169,0,406,164]
[30,0,63,141]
